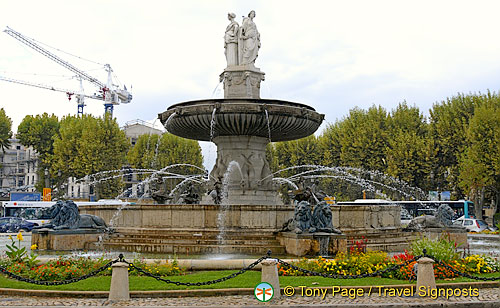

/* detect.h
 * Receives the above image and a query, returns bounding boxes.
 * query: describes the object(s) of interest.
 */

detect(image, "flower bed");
[0,232,185,281]
[278,236,500,281]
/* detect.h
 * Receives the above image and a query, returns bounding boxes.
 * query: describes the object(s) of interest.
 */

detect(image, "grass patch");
[0,271,498,291]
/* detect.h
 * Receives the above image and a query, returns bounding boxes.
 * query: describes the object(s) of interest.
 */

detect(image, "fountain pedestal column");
[220,66,265,99]
[206,135,282,205]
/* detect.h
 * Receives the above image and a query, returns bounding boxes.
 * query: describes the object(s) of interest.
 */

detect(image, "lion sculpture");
[403,204,463,232]
[281,201,342,234]
[280,201,313,234]
[311,201,342,234]
[37,200,108,230]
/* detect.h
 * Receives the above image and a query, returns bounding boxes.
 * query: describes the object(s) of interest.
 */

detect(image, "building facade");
[0,137,39,198]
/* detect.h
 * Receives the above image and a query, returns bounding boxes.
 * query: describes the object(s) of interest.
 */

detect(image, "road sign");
[10,192,41,201]
[42,188,51,201]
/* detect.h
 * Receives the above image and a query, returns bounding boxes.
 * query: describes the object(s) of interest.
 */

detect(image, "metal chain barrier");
[0,257,120,286]
[275,255,421,280]
[434,260,500,281]
[1,249,499,286]
[417,250,500,282]
[124,255,268,286]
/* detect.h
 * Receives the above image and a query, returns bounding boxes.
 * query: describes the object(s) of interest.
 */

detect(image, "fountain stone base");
[32,228,106,251]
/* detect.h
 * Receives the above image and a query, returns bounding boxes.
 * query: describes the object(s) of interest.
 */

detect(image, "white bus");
[1,199,131,226]
[1,201,56,226]
[337,199,475,220]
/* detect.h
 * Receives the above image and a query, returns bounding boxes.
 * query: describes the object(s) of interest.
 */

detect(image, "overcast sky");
[2,1,500,168]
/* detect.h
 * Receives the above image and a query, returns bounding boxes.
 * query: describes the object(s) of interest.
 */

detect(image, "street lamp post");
[44,168,49,188]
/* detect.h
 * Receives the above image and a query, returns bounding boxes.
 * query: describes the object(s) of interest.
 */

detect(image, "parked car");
[0,217,37,233]
[453,216,493,232]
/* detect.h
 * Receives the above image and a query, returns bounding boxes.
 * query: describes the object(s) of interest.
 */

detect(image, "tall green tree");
[459,99,500,219]
[51,114,129,198]
[385,102,433,191]
[127,132,203,196]
[0,108,12,153]
[271,135,321,174]
[16,113,60,191]
[429,93,483,198]
[127,133,203,170]
[318,122,343,167]
[337,105,389,171]
[17,113,59,160]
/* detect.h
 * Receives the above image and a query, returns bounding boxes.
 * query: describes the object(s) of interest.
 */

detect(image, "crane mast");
[2,27,132,116]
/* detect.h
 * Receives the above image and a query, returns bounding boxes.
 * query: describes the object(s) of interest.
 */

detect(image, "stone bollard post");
[416,257,436,292]
[109,262,130,301]
[261,259,280,299]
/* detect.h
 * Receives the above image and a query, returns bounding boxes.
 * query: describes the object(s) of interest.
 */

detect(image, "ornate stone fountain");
[158,11,324,205]
[77,11,409,256]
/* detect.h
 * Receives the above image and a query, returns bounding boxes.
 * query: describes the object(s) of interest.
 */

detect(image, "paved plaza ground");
[0,288,499,307]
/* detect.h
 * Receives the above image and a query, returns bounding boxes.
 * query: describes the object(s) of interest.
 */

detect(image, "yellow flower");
[31,244,38,250]
[8,235,13,240]
[16,232,24,241]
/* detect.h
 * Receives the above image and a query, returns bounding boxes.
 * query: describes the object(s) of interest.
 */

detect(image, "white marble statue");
[224,12,239,67]
[239,10,260,66]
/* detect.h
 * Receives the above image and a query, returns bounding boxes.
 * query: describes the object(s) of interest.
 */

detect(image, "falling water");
[263,164,427,200]
[216,161,241,246]
[164,112,176,133]
[211,80,223,98]
[209,108,217,142]
[151,137,161,168]
[109,164,208,227]
[272,177,298,190]
[264,109,272,142]
[145,119,159,153]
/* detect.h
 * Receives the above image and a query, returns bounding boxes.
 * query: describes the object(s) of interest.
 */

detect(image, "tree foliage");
[336,106,389,171]
[458,97,500,218]
[269,94,500,211]
[270,135,321,175]
[0,108,12,153]
[17,113,59,160]
[51,114,129,198]
[126,133,203,170]
[16,113,60,191]
[428,93,482,197]
[385,102,433,191]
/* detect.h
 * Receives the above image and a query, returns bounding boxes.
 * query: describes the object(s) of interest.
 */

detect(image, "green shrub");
[410,236,461,262]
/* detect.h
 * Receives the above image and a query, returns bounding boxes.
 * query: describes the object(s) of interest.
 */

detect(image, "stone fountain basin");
[158,98,324,142]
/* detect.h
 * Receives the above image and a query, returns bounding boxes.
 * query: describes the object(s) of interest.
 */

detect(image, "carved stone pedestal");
[220,66,265,99]
[207,135,282,205]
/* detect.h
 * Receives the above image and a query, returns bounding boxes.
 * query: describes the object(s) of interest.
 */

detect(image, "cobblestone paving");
[0,288,499,307]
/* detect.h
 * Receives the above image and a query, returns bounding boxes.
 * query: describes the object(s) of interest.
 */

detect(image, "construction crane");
[2,26,132,116]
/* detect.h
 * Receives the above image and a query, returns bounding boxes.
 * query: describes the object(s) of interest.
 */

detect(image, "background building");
[0,137,39,199]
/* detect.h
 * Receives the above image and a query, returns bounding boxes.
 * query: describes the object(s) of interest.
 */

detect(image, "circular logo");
[254,282,274,302]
